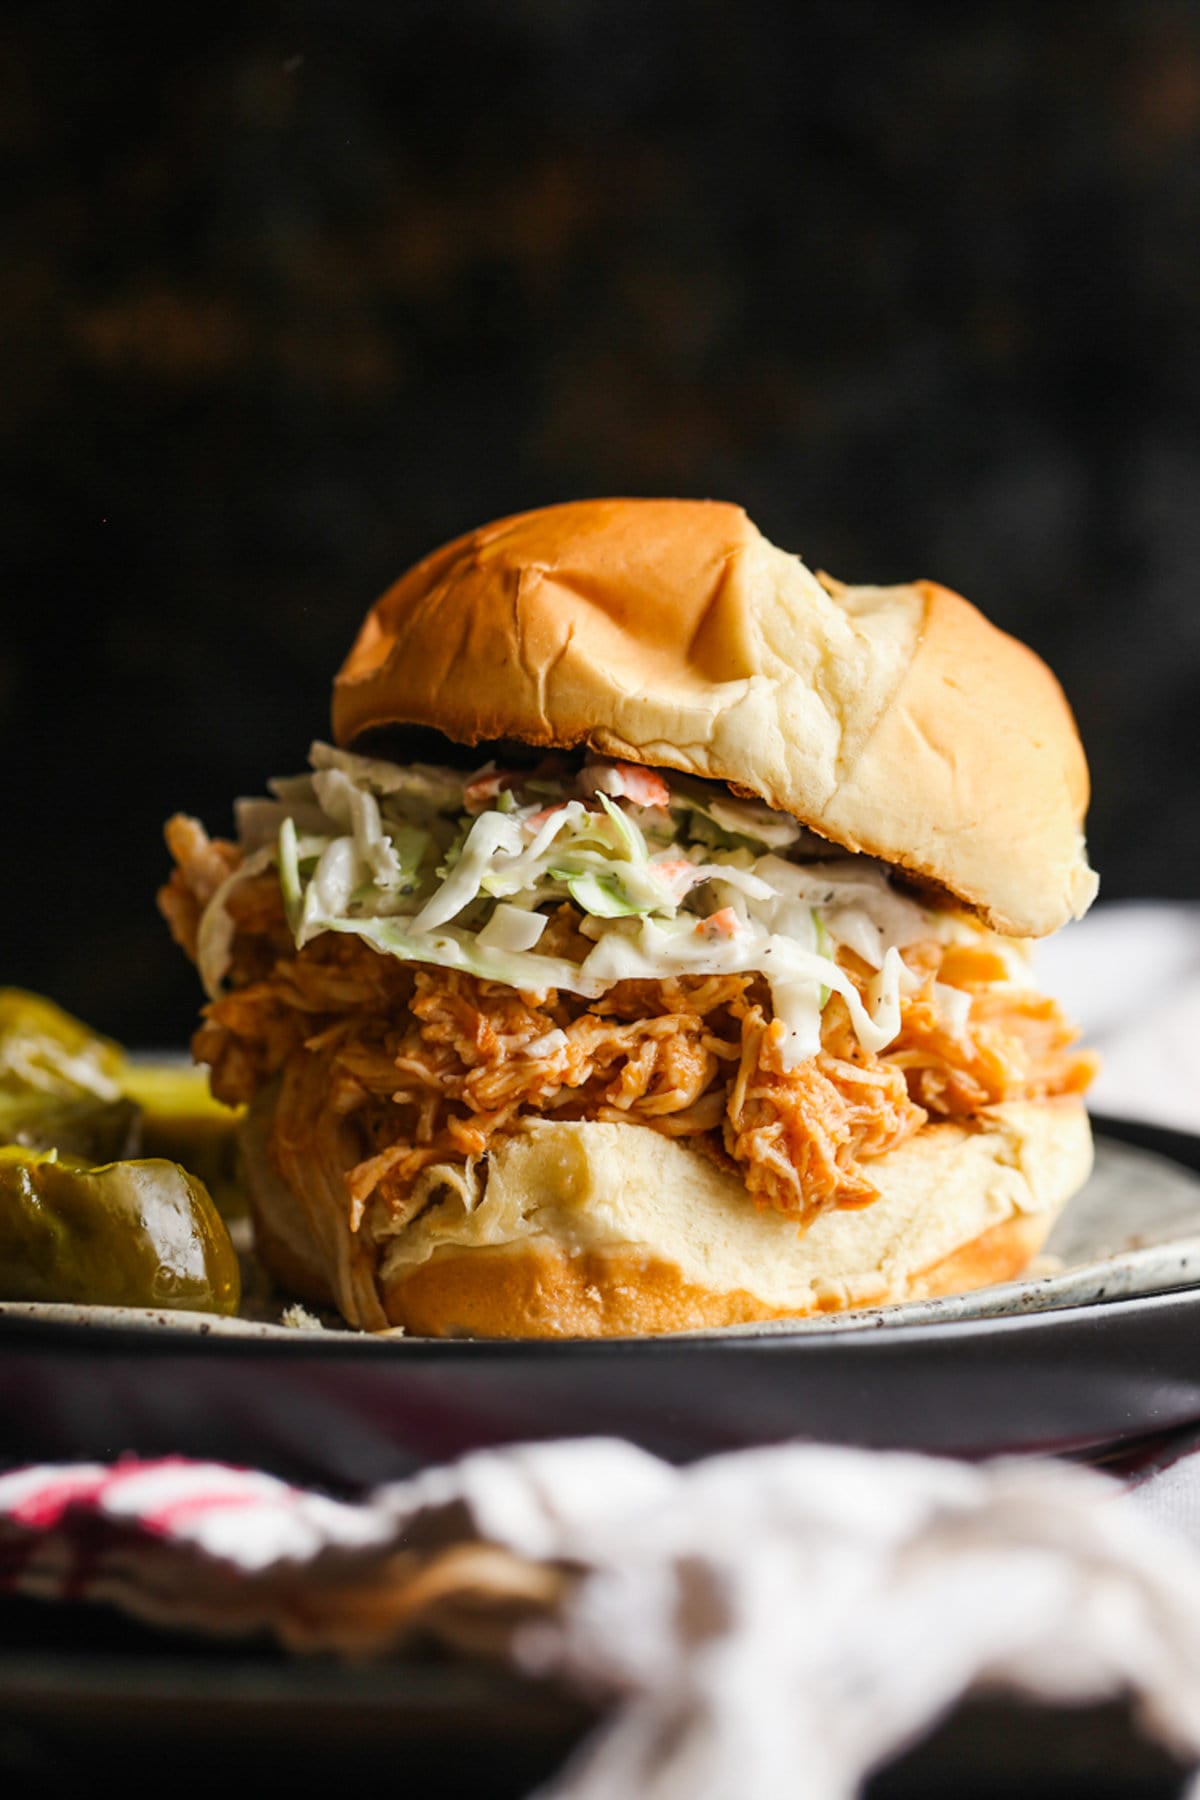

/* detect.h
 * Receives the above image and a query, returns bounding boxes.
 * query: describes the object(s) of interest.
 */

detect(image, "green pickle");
[0,1091,141,1162]
[0,988,126,1094]
[0,988,139,1162]
[121,1062,246,1219]
[0,1145,240,1314]
[0,988,243,1314]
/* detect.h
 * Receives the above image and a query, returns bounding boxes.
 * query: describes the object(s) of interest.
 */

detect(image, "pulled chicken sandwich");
[160,499,1099,1336]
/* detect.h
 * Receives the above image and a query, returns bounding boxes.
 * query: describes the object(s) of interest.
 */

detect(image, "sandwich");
[159,499,1099,1336]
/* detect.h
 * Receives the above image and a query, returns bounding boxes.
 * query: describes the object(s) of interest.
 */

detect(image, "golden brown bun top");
[332,499,1097,936]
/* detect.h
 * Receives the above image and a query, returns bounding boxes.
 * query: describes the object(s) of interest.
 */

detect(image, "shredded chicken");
[161,820,1097,1266]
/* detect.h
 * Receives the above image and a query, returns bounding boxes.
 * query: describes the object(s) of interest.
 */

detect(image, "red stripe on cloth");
[0,1459,304,1598]
[1,1458,264,1531]
[7,1472,113,1530]
[3,1457,249,1535]
[140,1490,275,1535]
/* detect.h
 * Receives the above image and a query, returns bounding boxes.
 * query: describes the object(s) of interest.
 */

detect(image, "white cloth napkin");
[4,901,1200,1797]
[5,1442,1200,1798]
[1038,901,1200,1135]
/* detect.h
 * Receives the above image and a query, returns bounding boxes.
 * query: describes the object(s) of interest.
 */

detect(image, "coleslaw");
[200,743,1003,1070]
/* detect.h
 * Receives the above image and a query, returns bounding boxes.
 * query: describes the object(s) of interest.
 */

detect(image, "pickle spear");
[0,1145,240,1314]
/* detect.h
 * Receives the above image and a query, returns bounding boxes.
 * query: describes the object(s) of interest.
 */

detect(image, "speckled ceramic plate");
[2,1116,1200,1480]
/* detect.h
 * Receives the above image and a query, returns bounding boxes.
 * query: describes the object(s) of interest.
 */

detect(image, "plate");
[3,1116,1200,1482]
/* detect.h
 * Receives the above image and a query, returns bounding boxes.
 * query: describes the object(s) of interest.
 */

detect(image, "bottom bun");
[242,1097,1093,1337]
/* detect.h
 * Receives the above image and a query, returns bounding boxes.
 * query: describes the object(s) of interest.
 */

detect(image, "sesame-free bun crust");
[384,1214,1053,1340]
[333,500,1096,937]
[242,1099,1093,1338]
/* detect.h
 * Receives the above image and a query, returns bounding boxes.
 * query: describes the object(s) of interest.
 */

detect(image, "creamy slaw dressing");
[204,743,1016,1070]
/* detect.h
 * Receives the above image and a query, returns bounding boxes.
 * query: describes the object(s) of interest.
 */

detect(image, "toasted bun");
[237,1099,338,1312]
[242,1100,1093,1339]
[332,500,1096,937]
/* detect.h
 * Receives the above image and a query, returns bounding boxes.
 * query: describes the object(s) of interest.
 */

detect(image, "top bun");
[332,499,1097,937]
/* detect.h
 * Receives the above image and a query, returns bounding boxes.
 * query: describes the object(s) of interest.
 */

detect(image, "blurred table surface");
[0,1590,1189,1799]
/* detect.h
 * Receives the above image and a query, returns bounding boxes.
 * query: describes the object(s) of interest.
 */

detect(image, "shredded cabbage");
[197,843,278,996]
[198,742,997,1068]
[477,903,548,954]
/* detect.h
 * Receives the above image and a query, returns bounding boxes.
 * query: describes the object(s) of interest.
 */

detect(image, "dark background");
[3,0,1199,1045]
